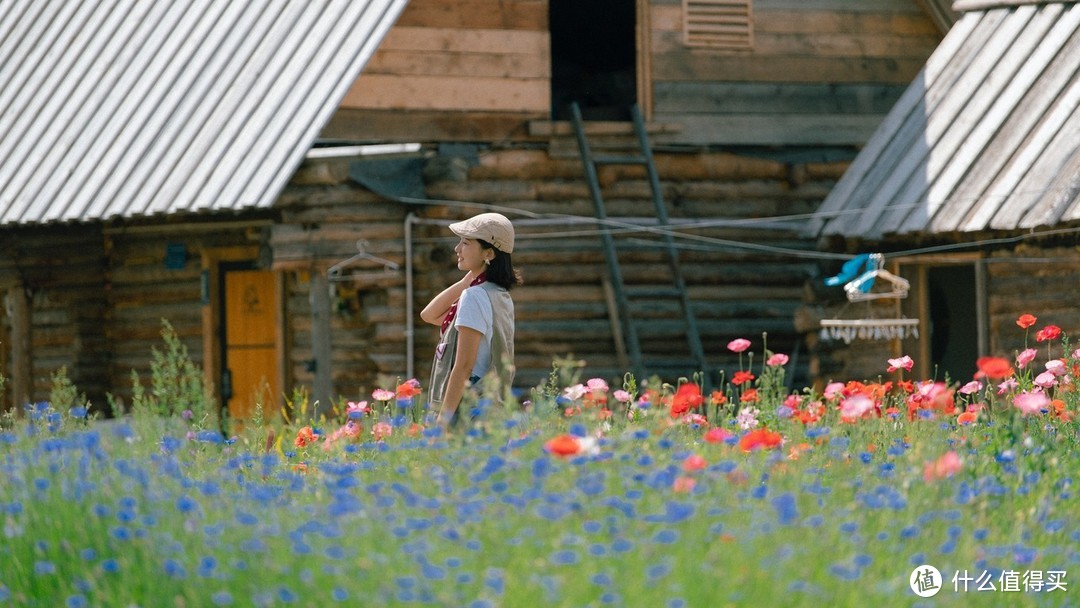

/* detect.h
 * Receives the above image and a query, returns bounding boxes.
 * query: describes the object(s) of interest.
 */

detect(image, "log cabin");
[0,0,950,424]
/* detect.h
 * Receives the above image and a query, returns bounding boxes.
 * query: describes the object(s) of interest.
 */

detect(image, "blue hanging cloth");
[824,254,875,293]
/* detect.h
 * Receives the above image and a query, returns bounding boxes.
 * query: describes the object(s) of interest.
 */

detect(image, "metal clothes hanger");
[327,239,401,282]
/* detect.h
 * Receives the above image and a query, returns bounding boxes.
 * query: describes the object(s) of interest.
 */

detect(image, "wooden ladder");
[570,102,707,381]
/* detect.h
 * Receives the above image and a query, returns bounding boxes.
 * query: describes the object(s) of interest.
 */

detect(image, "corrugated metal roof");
[809,2,1080,240]
[0,0,409,226]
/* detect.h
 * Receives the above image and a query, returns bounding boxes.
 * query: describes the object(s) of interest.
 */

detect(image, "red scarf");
[441,273,487,335]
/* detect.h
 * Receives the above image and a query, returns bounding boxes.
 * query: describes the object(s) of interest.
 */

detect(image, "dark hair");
[479,240,522,290]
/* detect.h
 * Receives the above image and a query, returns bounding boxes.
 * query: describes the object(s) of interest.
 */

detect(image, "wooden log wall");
[0,226,108,409]
[985,245,1080,358]
[273,159,413,405]
[276,148,845,394]
[102,222,268,412]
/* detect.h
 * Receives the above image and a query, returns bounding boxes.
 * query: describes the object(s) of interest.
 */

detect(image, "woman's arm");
[420,271,478,326]
[436,326,482,429]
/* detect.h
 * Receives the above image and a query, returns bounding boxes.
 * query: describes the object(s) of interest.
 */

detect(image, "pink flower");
[823,382,845,400]
[346,401,370,418]
[1013,391,1050,415]
[371,389,394,402]
[563,384,587,401]
[682,454,708,472]
[586,378,609,392]
[766,353,789,367]
[1045,359,1067,376]
[1034,372,1058,389]
[682,413,709,428]
[887,355,914,373]
[703,427,734,443]
[996,378,1018,395]
[783,394,803,409]
[727,338,752,353]
[613,390,632,403]
[923,451,962,481]
[958,380,982,395]
[840,394,874,420]
[1016,348,1037,369]
[673,476,697,493]
[372,421,393,440]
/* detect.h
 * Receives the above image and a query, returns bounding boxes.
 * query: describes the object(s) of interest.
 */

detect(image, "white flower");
[736,406,760,430]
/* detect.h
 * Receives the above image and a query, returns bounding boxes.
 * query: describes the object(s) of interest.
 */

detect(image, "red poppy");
[670,383,704,418]
[682,454,708,472]
[1050,399,1074,422]
[732,370,755,385]
[543,434,582,457]
[294,426,319,448]
[1016,314,1037,329]
[396,379,422,399]
[738,428,783,452]
[710,391,728,406]
[976,356,1013,379]
[739,388,760,403]
[957,411,977,425]
[1035,325,1062,343]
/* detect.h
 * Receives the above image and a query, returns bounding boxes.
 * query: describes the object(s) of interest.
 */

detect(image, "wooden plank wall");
[332,0,550,142]
[649,0,942,145]
[328,0,940,145]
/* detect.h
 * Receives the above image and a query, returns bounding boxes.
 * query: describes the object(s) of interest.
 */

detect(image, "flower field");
[1,317,1077,607]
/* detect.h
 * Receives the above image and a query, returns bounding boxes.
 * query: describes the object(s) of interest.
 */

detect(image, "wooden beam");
[309,269,333,422]
[343,74,549,112]
[6,285,31,410]
[394,0,548,30]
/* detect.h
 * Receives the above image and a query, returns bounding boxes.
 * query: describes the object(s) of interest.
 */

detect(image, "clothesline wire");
[390,184,1080,263]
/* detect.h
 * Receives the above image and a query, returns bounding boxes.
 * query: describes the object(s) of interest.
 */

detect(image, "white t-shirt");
[454,285,493,378]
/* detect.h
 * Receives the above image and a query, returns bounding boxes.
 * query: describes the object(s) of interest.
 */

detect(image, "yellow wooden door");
[224,269,277,421]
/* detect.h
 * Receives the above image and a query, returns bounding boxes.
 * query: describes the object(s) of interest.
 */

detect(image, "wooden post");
[6,284,31,411]
[310,269,332,422]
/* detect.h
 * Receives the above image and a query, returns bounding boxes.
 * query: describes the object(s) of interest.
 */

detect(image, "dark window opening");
[549,0,637,121]
[927,265,978,382]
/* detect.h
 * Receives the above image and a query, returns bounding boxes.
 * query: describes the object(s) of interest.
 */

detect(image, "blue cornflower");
[771,493,799,526]
[484,567,505,595]
[551,550,578,565]
[647,562,672,580]
[176,495,199,513]
[163,558,186,579]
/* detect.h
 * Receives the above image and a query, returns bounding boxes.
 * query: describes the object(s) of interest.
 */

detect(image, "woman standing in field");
[421,213,521,430]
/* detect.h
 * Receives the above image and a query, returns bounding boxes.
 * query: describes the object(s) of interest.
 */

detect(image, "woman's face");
[455,238,490,273]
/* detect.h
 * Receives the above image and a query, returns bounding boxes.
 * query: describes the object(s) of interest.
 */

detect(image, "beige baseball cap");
[449,212,515,253]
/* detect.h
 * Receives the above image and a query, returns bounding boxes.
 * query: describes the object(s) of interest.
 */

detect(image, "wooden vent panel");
[682,0,753,50]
